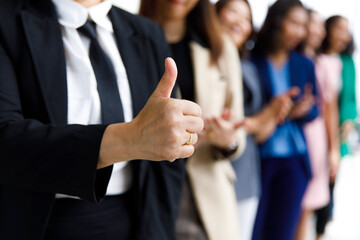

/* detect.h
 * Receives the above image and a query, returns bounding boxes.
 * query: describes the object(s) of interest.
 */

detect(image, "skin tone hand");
[288,84,315,120]
[194,109,242,149]
[329,120,354,182]
[98,58,204,169]
[322,91,341,183]
[204,113,243,149]
[340,120,355,141]
[242,87,299,143]
[272,87,300,124]
[329,148,341,183]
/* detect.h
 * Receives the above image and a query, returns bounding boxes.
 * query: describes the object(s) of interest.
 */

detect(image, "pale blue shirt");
[260,60,307,158]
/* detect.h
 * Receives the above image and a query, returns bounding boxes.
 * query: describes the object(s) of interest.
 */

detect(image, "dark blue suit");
[251,52,318,240]
[0,1,184,239]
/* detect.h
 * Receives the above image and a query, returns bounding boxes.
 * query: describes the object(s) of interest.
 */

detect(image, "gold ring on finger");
[185,133,194,145]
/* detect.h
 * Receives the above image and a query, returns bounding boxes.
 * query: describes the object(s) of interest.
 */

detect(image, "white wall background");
[114,0,360,109]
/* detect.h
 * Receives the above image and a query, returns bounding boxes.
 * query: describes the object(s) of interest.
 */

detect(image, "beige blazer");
[186,36,246,240]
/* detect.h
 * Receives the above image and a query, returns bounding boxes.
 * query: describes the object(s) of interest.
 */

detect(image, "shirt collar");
[51,0,114,33]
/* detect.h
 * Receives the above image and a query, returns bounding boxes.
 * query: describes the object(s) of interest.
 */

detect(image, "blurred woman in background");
[295,9,334,240]
[140,1,246,239]
[250,0,319,239]
[313,15,357,239]
[320,16,357,157]
[216,0,299,239]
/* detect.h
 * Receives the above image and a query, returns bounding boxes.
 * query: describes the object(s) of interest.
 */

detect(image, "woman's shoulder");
[316,54,342,70]
[213,33,241,72]
[112,7,165,40]
[291,52,314,67]
[189,33,238,57]
[241,60,259,78]
[220,34,238,58]
[340,53,355,65]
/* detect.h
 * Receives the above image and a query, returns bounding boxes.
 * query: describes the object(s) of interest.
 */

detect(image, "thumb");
[285,87,300,98]
[152,57,178,98]
[233,119,247,129]
[221,108,232,120]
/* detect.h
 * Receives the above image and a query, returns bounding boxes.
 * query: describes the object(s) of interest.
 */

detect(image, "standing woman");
[320,16,357,158]
[250,0,319,239]
[215,1,261,239]
[295,9,336,240]
[313,15,357,239]
[140,1,246,240]
[215,1,298,239]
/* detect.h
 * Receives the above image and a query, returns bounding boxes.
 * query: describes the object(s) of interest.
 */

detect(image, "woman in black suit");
[0,0,203,239]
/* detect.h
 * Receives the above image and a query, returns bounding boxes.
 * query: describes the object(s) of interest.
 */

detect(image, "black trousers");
[315,182,335,235]
[44,192,134,240]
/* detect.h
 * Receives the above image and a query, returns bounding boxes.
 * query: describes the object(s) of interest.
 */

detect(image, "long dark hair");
[139,0,224,64]
[215,0,255,59]
[295,8,314,54]
[320,15,354,55]
[252,0,304,55]
[343,35,355,55]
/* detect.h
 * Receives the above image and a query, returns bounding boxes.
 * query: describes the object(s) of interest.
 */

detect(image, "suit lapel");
[242,65,259,114]
[20,4,67,125]
[190,41,222,115]
[288,52,304,100]
[253,56,273,102]
[289,52,298,86]
[109,8,151,117]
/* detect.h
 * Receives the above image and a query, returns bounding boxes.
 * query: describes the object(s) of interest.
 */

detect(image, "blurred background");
[114,0,360,125]
[114,1,360,239]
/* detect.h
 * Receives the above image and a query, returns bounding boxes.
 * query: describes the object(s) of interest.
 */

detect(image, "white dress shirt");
[52,0,132,197]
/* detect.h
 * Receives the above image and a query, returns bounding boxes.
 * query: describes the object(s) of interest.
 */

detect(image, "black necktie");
[78,20,125,124]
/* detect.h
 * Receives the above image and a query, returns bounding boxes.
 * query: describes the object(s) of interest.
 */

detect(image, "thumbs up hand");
[132,58,204,161]
[102,58,204,168]
[98,58,204,168]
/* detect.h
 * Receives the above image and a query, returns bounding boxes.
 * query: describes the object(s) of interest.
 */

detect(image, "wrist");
[98,122,136,169]
[211,140,238,159]
[213,135,237,148]
[329,148,340,155]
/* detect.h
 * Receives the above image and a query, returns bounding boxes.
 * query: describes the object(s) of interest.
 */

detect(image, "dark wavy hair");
[139,0,224,64]
[295,8,314,54]
[343,35,355,55]
[215,0,255,59]
[320,15,355,55]
[252,0,304,55]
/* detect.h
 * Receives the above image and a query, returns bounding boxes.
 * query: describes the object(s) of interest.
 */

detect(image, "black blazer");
[0,1,185,239]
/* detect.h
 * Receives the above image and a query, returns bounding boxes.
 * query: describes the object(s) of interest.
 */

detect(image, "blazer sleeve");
[132,22,186,240]
[0,42,112,203]
[222,36,246,160]
[340,54,357,124]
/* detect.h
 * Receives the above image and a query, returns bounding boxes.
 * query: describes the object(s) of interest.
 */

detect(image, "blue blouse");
[260,60,307,158]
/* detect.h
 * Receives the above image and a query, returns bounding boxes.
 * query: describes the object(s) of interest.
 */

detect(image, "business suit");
[251,52,318,240]
[185,34,246,240]
[0,1,184,239]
